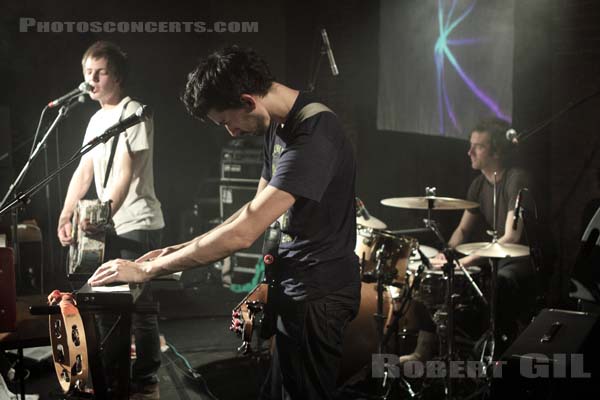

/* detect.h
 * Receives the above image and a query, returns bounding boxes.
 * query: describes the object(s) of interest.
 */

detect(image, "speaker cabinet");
[0,247,16,332]
[492,308,600,398]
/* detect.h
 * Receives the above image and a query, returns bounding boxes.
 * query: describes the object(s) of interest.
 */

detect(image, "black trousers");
[496,257,536,344]
[259,282,360,400]
[97,228,162,388]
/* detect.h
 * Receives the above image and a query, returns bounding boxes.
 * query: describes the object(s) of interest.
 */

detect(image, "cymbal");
[409,245,439,260]
[381,196,479,210]
[455,241,530,258]
[357,215,387,230]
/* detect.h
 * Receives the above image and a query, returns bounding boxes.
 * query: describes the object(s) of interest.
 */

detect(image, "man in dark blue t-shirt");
[88,46,361,399]
[261,92,360,300]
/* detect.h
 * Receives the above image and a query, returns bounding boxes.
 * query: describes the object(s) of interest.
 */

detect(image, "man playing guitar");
[57,41,164,400]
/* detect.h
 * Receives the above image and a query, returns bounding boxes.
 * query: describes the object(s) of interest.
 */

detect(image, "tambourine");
[47,290,91,394]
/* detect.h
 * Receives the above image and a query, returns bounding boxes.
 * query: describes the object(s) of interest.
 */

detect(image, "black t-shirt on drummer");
[261,92,360,300]
[466,167,529,242]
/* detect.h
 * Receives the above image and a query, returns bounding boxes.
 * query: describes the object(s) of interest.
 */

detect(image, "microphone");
[355,197,371,220]
[506,128,519,145]
[48,82,93,108]
[105,105,151,135]
[90,106,152,145]
[512,188,524,230]
[320,28,339,76]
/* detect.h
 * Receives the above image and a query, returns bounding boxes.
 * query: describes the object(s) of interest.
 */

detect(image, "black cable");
[166,341,220,400]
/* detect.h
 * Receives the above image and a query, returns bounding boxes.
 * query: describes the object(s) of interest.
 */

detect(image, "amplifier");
[0,247,16,332]
[220,185,262,255]
[220,139,262,182]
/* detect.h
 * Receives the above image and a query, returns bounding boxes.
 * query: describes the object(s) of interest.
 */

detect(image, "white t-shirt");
[82,96,164,235]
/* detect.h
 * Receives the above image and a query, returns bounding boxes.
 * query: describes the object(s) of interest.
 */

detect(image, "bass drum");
[338,283,418,386]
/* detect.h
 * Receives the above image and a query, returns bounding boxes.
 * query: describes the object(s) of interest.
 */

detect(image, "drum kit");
[347,185,530,399]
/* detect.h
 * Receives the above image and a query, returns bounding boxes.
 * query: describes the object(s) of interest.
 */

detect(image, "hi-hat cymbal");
[409,245,439,260]
[381,196,479,210]
[357,215,387,230]
[455,241,530,258]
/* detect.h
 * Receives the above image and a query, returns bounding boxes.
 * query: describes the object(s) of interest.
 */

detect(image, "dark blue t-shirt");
[261,93,360,300]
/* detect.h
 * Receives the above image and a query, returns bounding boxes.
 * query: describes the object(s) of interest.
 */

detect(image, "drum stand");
[475,256,499,370]
[424,213,487,400]
[371,244,424,399]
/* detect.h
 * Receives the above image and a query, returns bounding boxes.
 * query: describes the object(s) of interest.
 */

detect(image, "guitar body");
[231,223,280,354]
[68,199,112,278]
[232,282,269,354]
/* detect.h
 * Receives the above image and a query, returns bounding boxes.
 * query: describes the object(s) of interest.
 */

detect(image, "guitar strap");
[287,102,334,134]
[275,102,335,245]
[102,99,135,189]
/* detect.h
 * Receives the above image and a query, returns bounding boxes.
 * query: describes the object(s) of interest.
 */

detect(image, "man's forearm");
[103,175,131,216]
[60,168,92,220]
[183,201,251,247]
[145,222,248,278]
[447,228,465,249]
[152,201,252,256]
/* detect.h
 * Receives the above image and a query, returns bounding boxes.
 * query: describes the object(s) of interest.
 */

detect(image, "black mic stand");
[0,98,84,293]
[514,86,600,144]
[306,27,333,92]
[0,116,136,218]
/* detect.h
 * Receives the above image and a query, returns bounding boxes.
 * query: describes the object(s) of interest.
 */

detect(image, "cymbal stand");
[456,260,488,307]
[476,258,499,371]
[441,248,457,400]
[370,244,397,399]
[374,244,388,355]
[421,189,457,399]
[476,173,500,379]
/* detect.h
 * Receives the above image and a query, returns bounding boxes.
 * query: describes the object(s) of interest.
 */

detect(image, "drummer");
[432,117,534,348]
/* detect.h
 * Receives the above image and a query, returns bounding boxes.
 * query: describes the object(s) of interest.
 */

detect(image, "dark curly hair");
[81,41,129,87]
[181,46,275,121]
[471,117,512,163]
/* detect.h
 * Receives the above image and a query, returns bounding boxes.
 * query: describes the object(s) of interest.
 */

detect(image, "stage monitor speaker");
[491,308,600,398]
[0,247,16,332]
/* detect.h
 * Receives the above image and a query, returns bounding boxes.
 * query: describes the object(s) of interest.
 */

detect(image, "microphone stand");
[0,114,135,217]
[0,98,83,292]
[306,28,332,92]
[515,86,600,144]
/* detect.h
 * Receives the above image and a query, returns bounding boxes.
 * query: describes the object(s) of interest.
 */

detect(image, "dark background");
[1,0,599,304]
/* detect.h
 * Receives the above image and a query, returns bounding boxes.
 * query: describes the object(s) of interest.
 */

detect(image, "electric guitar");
[230,222,280,354]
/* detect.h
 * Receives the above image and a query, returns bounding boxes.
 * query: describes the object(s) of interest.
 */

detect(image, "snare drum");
[355,229,417,284]
[408,264,481,309]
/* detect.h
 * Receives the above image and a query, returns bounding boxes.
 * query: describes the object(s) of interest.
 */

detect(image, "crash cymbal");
[381,196,479,210]
[455,241,530,258]
[356,215,387,230]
